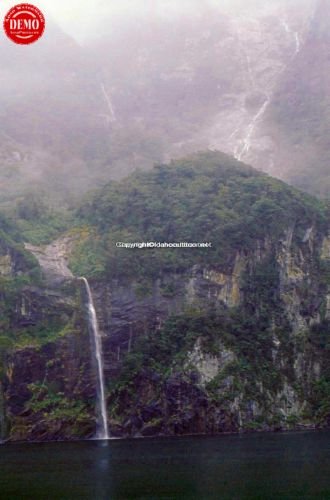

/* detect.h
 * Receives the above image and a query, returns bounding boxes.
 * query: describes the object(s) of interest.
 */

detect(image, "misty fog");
[0,0,328,214]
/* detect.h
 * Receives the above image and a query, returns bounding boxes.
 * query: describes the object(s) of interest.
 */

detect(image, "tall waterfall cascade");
[79,277,109,440]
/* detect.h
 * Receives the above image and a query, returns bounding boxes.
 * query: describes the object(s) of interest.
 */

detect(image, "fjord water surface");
[0,431,329,499]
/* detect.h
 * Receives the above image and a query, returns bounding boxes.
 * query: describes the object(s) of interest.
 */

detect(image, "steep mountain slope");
[264,0,330,196]
[0,215,96,440]
[1,0,327,207]
[83,0,330,198]
[1,152,329,440]
[89,0,320,189]
[0,21,110,207]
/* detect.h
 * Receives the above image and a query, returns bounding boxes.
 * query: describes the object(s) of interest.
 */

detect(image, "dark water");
[0,431,329,499]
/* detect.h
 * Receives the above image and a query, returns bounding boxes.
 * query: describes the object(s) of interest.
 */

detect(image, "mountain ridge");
[0,151,329,440]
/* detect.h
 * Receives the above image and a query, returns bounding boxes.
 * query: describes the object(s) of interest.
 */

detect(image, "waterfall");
[281,18,301,56]
[100,83,117,123]
[79,278,109,440]
[235,97,270,161]
[233,14,302,164]
[294,32,300,54]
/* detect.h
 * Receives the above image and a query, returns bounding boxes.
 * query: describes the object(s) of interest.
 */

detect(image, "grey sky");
[0,0,314,43]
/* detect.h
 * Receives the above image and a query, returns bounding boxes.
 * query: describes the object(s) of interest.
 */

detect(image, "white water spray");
[100,83,117,123]
[235,97,270,161]
[79,277,109,440]
[294,32,300,54]
[281,18,301,56]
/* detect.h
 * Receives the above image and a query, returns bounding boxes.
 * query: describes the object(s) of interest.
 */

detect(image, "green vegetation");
[13,192,76,245]
[0,191,76,246]
[0,211,76,380]
[25,382,92,437]
[75,152,328,429]
[307,320,330,424]
[72,151,327,281]
[0,150,329,438]
[109,296,292,413]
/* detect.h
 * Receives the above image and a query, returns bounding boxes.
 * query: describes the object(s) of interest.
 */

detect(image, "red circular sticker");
[4,4,45,45]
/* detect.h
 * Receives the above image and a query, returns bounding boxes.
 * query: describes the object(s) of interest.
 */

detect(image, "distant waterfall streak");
[294,32,300,54]
[281,18,300,55]
[80,277,109,440]
[235,98,269,161]
[100,83,117,123]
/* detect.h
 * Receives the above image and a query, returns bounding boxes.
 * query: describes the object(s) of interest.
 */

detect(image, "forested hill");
[1,151,330,441]
[71,151,327,281]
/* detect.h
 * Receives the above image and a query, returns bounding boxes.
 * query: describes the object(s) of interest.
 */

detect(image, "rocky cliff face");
[264,0,330,196]
[94,224,330,437]
[91,0,321,187]
[1,153,329,442]
[3,221,329,441]
[0,233,97,441]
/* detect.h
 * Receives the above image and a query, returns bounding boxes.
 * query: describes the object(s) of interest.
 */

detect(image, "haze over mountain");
[0,0,328,207]
[0,1,330,445]
[265,0,330,196]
